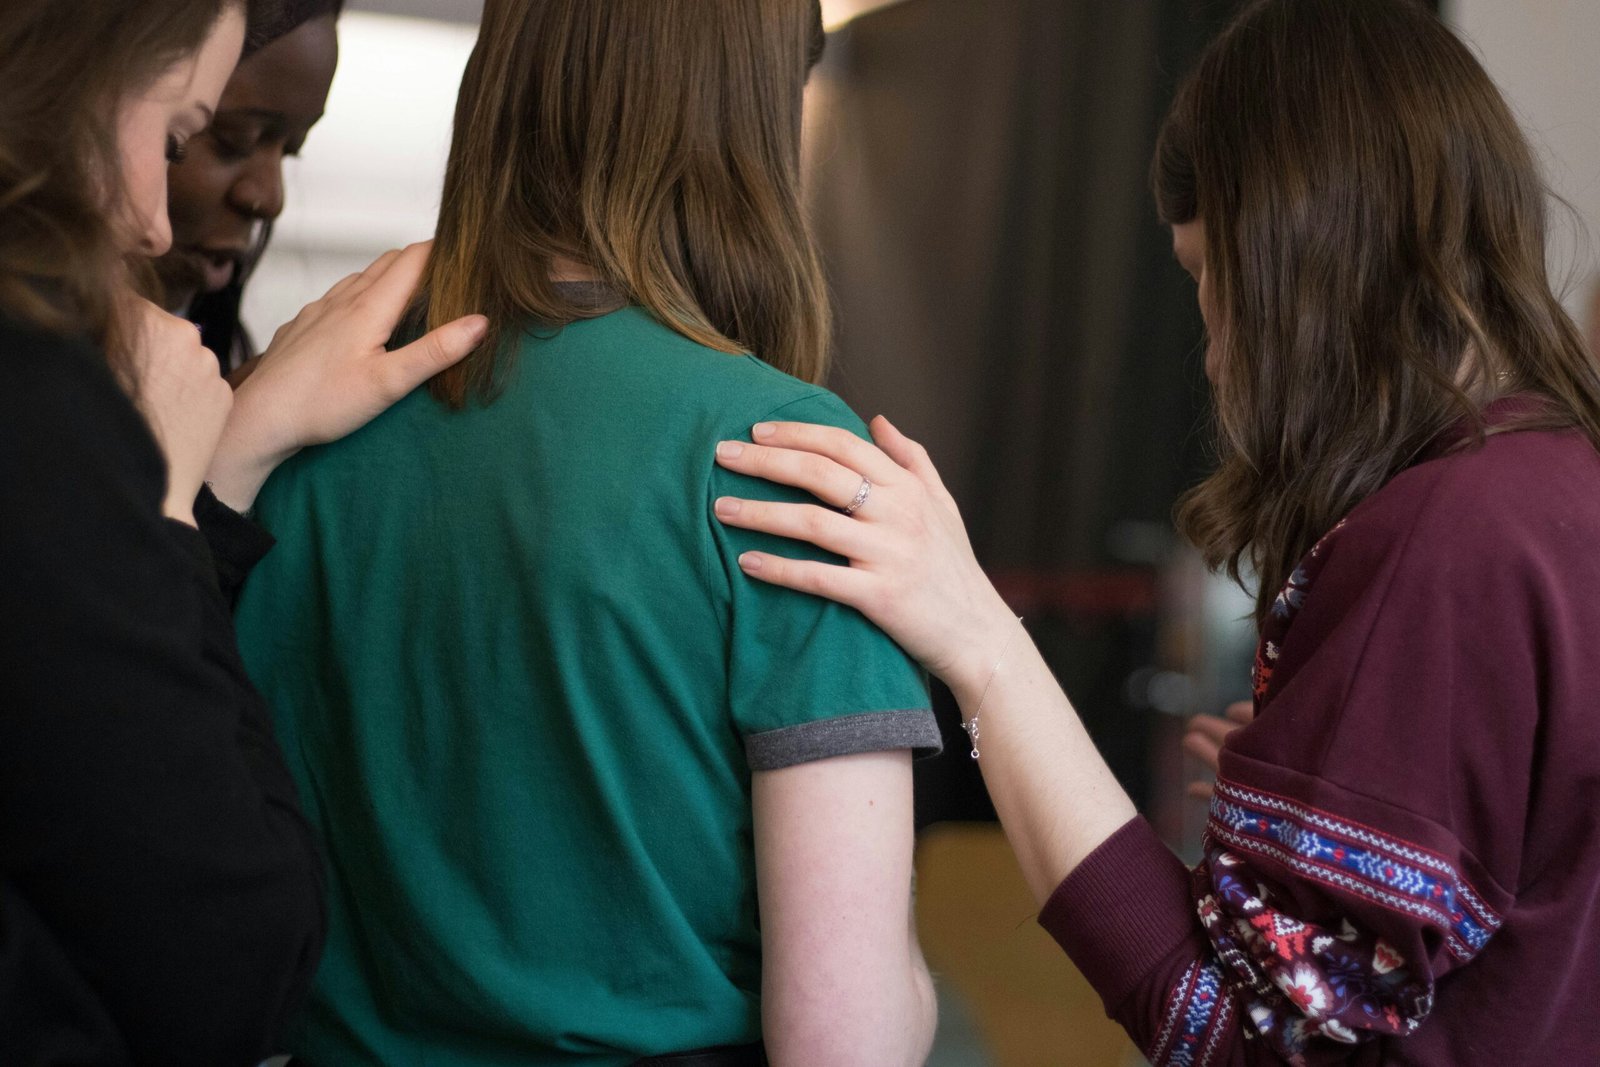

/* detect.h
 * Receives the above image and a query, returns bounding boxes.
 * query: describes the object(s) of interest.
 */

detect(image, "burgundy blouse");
[1041,412,1600,1065]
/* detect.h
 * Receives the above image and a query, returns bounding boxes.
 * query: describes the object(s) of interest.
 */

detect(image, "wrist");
[946,606,1029,709]
[206,430,292,514]
[161,497,198,528]
[208,384,296,513]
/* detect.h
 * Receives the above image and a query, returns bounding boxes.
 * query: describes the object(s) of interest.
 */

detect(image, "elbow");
[765,962,938,1067]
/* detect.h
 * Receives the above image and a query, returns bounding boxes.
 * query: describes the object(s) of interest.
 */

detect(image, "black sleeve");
[0,321,325,1066]
[194,484,276,608]
[0,880,130,1067]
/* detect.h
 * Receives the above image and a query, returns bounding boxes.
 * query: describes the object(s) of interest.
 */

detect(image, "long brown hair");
[1156,0,1600,623]
[422,0,831,406]
[0,0,254,357]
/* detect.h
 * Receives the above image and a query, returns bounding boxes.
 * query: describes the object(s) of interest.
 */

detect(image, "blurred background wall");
[238,1,1597,1062]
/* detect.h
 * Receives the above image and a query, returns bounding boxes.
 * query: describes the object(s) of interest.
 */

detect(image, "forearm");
[205,412,293,514]
[947,615,1139,905]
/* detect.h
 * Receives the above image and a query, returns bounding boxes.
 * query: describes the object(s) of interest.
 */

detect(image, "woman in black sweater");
[0,2,485,1063]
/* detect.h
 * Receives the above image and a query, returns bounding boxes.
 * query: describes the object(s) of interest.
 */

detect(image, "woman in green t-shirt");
[234,2,941,1064]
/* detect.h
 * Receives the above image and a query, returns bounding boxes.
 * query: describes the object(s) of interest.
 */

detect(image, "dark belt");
[297,1039,766,1067]
[633,1042,768,1067]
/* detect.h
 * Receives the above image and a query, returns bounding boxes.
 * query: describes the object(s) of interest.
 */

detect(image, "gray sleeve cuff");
[745,708,943,771]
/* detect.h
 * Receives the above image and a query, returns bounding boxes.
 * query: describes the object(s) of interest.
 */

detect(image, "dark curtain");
[807,0,1442,828]
[805,0,1242,827]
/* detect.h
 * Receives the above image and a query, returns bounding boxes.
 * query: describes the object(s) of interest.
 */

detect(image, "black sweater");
[0,316,325,1065]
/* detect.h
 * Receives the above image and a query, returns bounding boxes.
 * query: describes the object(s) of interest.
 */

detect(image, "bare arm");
[753,750,936,1066]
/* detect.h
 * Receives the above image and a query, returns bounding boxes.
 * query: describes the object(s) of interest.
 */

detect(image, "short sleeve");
[707,389,940,771]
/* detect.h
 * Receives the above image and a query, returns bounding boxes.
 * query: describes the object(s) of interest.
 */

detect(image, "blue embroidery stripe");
[1214,782,1502,930]
[1208,825,1483,962]
[1149,961,1194,1065]
[1209,785,1499,961]
[1154,960,1231,1067]
[1199,991,1234,1067]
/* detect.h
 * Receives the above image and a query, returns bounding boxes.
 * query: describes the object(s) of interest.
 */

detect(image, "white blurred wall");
[1448,0,1600,331]
[241,12,475,340]
[246,4,1600,342]
[239,3,909,337]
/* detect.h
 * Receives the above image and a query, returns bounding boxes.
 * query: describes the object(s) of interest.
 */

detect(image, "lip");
[182,246,247,294]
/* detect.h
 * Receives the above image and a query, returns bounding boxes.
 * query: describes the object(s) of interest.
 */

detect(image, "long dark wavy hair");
[422,0,831,407]
[1156,0,1600,623]
[0,0,253,361]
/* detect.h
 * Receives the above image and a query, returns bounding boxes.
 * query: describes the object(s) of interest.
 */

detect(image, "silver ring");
[842,477,872,517]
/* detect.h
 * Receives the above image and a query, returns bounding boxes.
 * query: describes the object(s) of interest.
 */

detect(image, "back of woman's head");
[0,0,247,350]
[423,0,831,405]
[1155,0,1600,622]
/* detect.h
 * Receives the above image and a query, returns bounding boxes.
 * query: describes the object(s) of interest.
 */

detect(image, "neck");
[549,254,600,283]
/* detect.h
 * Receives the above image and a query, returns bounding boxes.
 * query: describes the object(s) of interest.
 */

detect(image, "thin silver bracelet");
[960,616,1025,760]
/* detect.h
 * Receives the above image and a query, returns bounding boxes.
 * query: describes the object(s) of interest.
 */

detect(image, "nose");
[139,205,174,257]
[229,147,286,221]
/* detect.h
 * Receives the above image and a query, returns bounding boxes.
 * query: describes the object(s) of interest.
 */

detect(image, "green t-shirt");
[234,306,938,1065]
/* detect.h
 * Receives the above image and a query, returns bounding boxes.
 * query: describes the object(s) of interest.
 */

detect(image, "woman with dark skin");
[157,1,342,368]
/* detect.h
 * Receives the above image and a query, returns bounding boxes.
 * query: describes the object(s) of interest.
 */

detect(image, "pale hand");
[712,416,1021,700]
[207,242,488,512]
[125,299,235,526]
[1182,700,1254,800]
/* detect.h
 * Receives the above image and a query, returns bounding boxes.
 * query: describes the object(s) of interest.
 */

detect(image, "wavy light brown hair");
[1156,0,1600,623]
[422,0,831,406]
[0,0,254,358]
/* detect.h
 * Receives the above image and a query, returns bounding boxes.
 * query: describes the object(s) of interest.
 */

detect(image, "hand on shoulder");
[207,242,488,513]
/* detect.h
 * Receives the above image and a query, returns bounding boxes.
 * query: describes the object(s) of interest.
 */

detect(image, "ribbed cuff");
[1038,817,1201,1015]
[193,485,276,605]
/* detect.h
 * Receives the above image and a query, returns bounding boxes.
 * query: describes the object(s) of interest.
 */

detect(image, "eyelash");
[165,135,189,165]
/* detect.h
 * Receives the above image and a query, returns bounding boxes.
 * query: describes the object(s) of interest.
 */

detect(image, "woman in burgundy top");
[707,0,1600,1062]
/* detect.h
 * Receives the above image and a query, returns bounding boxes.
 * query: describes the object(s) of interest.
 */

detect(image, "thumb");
[383,315,489,396]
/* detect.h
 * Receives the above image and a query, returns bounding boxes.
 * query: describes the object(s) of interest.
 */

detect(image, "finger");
[379,315,490,399]
[1224,700,1255,724]
[715,440,875,511]
[712,497,874,560]
[356,241,434,321]
[748,420,907,486]
[1186,781,1216,802]
[732,551,873,607]
[869,415,954,502]
[1185,715,1239,747]
[320,265,380,306]
[1181,730,1223,768]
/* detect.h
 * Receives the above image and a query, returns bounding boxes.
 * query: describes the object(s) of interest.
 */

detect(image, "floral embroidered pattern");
[1208,781,1502,961]
[1195,848,1433,1064]
[1149,958,1235,1067]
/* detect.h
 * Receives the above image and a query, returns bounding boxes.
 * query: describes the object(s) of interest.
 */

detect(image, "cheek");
[166,157,231,234]
[114,106,173,254]
[126,147,173,254]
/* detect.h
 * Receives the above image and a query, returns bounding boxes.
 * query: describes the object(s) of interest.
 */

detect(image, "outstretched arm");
[716,417,1136,901]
